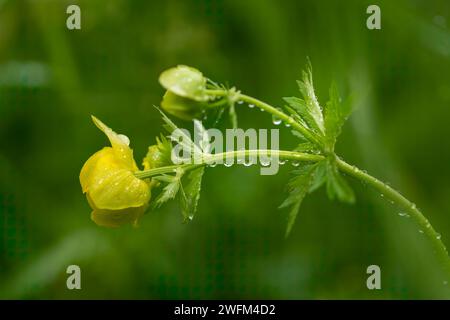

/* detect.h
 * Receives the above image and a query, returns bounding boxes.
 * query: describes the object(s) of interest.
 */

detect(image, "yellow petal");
[87,195,146,228]
[80,148,151,210]
[91,115,137,170]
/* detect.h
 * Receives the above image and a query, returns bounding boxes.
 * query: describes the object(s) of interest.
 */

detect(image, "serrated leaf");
[324,82,353,150]
[279,164,317,237]
[179,167,205,221]
[158,108,205,160]
[283,96,324,135]
[309,160,327,192]
[326,160,355,204]
[152,169,184,208]
[294,62,325,134]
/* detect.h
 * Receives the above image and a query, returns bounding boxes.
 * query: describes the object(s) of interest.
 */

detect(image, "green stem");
[206,87,450,278]
[337,158,450,278]
[135,149,324,179]
[205,89,324,149]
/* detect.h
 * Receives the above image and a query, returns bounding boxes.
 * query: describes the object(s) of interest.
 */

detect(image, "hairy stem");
[205,89,323,148]
[337,158,450,278]
[135,149,324,179]
[206,87,450,278]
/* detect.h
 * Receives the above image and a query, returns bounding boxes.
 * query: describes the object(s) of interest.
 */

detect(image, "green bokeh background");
[1,0,450,299]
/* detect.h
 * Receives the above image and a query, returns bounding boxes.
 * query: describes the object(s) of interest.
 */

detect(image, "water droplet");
[237,100,244,104]
[224,162,233,167]
[188,215,194,221]
[411,203,417,210]
[278,159,286,165]
[243,160,253,167]
[292,161,300,167]
[380,194,384,198]
[285,122,291,127]
[272,114,282,125]
[398,212,410,218]
[437,233,442,240]
[418,229,424,234]
[236,158,244,164]
[260,158,271,167]
[209,162,217,168]
[260,108,265,112]
[248,104,255,108]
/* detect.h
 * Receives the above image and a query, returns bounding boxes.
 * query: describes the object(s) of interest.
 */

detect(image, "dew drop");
[260,108,265,112]
[437,233,442,240]
[418,229,424,234]
[272,114,282,125]
[278,159,286,165]
[285,122,291,127]
[243,160,253,167]
[248,104,255,108]
[209,162,217,168]
[237,100,244,104]
[224,162,233,167]
[292,161,300,167]
[398,212,410,218]
[260,158,271,167]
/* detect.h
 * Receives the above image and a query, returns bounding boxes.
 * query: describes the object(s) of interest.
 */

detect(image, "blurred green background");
[1,0,450,299]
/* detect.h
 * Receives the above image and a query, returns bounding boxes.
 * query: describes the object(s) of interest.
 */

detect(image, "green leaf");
[293,142,317,153]
[158,108,204,158]
[283,96,324,135]
[294,62,325,134]
[159,65,209,102]
[323,82,353,150]
[309,160,327,192]
[153,168,184,208]
[279,165,317,237]
[326,160,355,204]
[179,167,205,221]
[142,134,173,169]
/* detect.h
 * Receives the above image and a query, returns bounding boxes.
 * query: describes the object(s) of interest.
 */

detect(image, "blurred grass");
[1,0,450,299]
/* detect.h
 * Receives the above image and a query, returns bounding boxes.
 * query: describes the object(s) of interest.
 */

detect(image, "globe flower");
[80,116,151,227]
[159,65,209,120]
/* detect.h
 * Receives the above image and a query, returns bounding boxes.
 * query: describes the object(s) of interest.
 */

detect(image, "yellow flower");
[80,116,151,227]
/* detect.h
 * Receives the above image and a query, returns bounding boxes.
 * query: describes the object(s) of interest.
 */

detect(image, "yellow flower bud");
[80,116,151,227]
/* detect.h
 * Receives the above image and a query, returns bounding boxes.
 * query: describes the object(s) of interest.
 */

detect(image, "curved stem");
[337,158,450,278]
[205,89,324,149]
[205,88,450,278]
[135,149,324,179]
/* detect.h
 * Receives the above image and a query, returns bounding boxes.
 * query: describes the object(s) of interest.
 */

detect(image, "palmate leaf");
[326,160,355,204]
[283,96,324,135]
[179,167,205,221]
[279,164,318,237]
[323,82,353,151]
